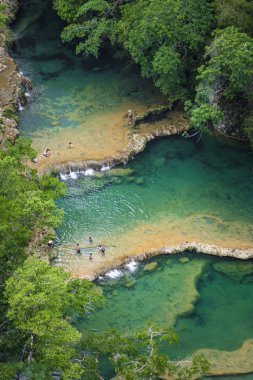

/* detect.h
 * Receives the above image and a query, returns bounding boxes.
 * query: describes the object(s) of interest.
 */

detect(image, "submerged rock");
[125,279,136,288]
[213,261,253,281]
[109,167,135,177]
[154,157,166,167]
[144,262,158,271]
[51,121,61,126]
[135,177,145,185]
[179,257,190,263]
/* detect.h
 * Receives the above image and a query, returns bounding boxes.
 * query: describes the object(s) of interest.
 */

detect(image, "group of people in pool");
[76,237,106,261]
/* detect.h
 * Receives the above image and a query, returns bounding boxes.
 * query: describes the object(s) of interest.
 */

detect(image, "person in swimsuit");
[99,245,105,255]
[76,243,81,254]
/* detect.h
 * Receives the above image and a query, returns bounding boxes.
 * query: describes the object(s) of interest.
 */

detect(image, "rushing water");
[12,0,253,377]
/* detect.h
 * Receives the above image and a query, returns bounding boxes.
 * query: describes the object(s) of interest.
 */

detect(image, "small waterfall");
[125,260,139,273]
[84,168,95,176]
[60,173,67,181]
[69,171,78,180]
[18,99,24,111]
[105,269,123,279]
[101,164,111,171]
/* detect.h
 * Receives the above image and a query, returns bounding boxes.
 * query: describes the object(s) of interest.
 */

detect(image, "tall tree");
[2,258,102,380]
[214,0,253,36]
[118,0,213,100]
[188,27,253,142]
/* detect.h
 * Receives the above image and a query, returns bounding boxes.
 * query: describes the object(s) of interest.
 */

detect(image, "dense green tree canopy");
[0,139,65,281]
[214,0,253,35]
[118,0,213,99]
[3,258,98,379]
[53,0,213,101]
[189,27,253,141]
[53,0,253,141]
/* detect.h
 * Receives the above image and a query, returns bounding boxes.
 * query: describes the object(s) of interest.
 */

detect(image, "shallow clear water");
[77,253,253,360]
[12,0,253,375]
[13,0,164,168]
[55,135,253,269]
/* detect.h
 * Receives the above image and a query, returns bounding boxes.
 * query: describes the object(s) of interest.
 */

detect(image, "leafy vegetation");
[189,27,253,140]
[3,0,239,377]
[81,326,210,379]
[0,3,8,31]
[0,137,209,379]
[53,0,253,143]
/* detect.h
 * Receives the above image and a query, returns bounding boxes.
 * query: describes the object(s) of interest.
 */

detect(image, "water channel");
[13,0,253,377]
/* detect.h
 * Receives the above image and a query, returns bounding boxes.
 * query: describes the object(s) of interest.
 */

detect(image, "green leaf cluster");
[3,258,82,379]
[189,27,253,141]
[80,324,210,380]
[0,138,65,281]
[0,3,9,31]
[214,0,253,35]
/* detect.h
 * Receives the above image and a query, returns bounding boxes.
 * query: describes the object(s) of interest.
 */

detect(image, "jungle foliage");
[0,138,209,379]
[53,0,253,144]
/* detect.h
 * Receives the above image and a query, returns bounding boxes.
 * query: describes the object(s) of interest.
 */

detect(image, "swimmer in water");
[76,243,81,254]
[89,236,93,244]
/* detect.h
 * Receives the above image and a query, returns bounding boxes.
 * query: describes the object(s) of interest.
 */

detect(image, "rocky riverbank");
[32,107,188,173]
[0,0,32,146]
[0,0,22,146]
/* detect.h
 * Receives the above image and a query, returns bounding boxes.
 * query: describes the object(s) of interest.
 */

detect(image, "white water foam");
[105,269,123,279]
[101,165,111,172]
[25,91,31,97]
[60,173,67,181]
[18,99,24,111]
[69,171,78,179]
[84,168,95,176]
[125,260,139,273]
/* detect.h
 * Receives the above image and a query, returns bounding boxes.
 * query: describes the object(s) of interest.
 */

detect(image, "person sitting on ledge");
[43,148,50,157]
[48,240,54,249]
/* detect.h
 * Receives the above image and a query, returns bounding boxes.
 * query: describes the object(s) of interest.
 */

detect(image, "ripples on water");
[55,135,253,265]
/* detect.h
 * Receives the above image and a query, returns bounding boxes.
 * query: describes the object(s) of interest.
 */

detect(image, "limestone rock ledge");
[0,0,22,147]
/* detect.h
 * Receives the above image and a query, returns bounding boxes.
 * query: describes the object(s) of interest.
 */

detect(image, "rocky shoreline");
[49,111,188,174]
[69,241,253,282]
[0,0,33,147]
[0,0,21,146]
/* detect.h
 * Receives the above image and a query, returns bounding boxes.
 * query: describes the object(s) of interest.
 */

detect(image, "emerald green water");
[77,254,253,357]
[13,0,163,166]
[12,0,253,376]
[54,135,253,256]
